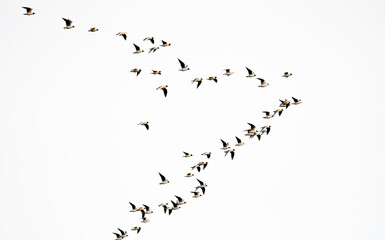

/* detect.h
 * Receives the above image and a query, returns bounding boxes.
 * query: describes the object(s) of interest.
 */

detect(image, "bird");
[185,172,194,177]
[192,78,203,88]
[220,139,230,150]
[171,200,181,210]
[138,122,149,130]
[201,152,211,159]
[282,72,292,78]
[292,97,302,105]
[158,202,168,207]
[143,37,154,44]
[257,78,269,87]
[131,68,142,76]
[207,76,218,83]
[149,46,159,53]
[131,227,141,234]
[88,27,99,32]
[113,228,128,240]
[246,67,256,77]
[183,152,193,158]
[129,202,138,212]
[279,99,291,109]
[244,123,256,134]
[116,32,127,40]
[277,109,284,116]
[178,58,190,71]
[175,195,186,205]
[196,179,207,194]
[191,191,202,198]
[263,111,276,119]
[235,136,245,146]
[224,149,235,160]
[223,69,234,76]
[256,130,266,141]
[156,85,168,97]
[22,7,35,15]
[133,44,144,54]
[191,162,208,172]
[159,172,169,185]
[62,18,75,29]
[160,40,171,47]
[143,204,153,214]
[151,70,161,75]
[260,126,271,135]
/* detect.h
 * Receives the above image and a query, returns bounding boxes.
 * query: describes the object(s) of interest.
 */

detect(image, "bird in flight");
[129,202,138,212]
[178,58,190,71]
[160,40,171,47]
[192,78,203,88]
[113,228,128,240]
[220,139,230,150]
[201,152,211,159]
[223,69,234,76]
[88,27,99,32]
[263,111,277,119]
[282,72,293,78]
[22,7,35,15]
[246,67,256,78]
[175,195,186,205]
[196,179,208,194]
[133,44,144,54]
[279,99,291,109]
[185,172,194,177]
[143,37,154,44]
[224,149,235,160]
[292,97,302,105]
[131,68,142,76]
[191,191,202,198]
[156,85,168,97]
[116,32,127,40]
[235,136,245,146]
[257,78,269,87]
[131,226,141,234]
[159,172,169,185]
[207,76,218,83]
[149,46,159,53]
[62,18,75,29]
[138,122,149,130]
[151,70,161,75]
[183,152,193,158]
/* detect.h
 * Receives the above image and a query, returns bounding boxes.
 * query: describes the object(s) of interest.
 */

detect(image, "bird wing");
[197,80,202,88]
[23,7,32,12]
[231,151,235,159]
[178,58,186,68]
[220,139,227,147]
[143,204,149,211]
[62,18,72,26]
[118,228,125,236]
[248,123,256,130]
[292,97,298,102]
[159,173,165,181]
[201,187,206,194]
[129,202,136,209]
[257,78,265,83]
[175,195,182,202]
[162,88,168,97]
[235,136,241,143]
[150,38,154,44]
[246,67,252,74]
[141,210,146,219]
[197,179,204,185]
[133,44,140,51]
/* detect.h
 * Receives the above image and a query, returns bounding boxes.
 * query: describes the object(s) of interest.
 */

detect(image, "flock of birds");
[22,6,303,239]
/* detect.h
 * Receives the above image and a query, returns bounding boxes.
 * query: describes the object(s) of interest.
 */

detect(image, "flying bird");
[191,191,202,198]
[62,18,75,29]
[171,200,181,210]
[279,99,291,109]
[22,7,35,15]
[196,179,208,194]
[131,227,141,234]
[149,46,159,53]
[224,149,235,160]
[133,44,144,54]
[159,172,169,185]
[129,202,138,212]
[178,58,190,71]
[116,32,127,40]
[292,97,302,105]
[113,228,127,240]
[207,76,218,83]
[175,195,186,205]
[282,72,292,78]
[220,139,230,150]
[201,152,211,159]
[88,27,98,32]
[235,136,245,146]
[192,78,203,88]
[261,126,271,135]
[257,78,269,87]
[143,37,154,44]
[185,172,194,177]
[183,152,193,158]
[131,68,142,76]
[156,85,168,97]
[160,40,171,47]
[151,70,161,75]
[277,109,284,116]
[246,67,256,78]
[143,204,153,214]
[263,111,277,119]
[138,122,149,130]
[223,69,234,76]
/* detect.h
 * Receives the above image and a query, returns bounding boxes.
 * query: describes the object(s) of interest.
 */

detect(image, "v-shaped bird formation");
[21,6,302,239]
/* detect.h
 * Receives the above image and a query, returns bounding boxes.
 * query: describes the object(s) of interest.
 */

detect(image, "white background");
[1,0,385,239]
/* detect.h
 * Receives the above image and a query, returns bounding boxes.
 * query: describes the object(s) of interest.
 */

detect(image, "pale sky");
[1,0,385,240]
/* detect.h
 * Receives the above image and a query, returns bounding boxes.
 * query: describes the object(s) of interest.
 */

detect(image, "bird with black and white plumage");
[133,44,144,54]
[223,69,234,76]
[113,228,128,240]
[138,122,149,130]
[201,152,211,159]
[183,152,193,158]
[257,78,269,87]
[156,85,168,97]
[282,72,293,78]
[131,226,141,234]
[292,97,302,105]
[116,32,127,40]
[62,18,75,29]
[151,70,161,75]
[160,40,171,47]
[131,68,142,76]
[143,37,154,44]
[149,46,159,53]
[192,78,203,88]
[159,172,169,185]
[175,195,186,205]
[245,67,256,78]
[129,202,138,212]
[22,7,35,15]
[195,179,208,194]
[178,58,190,71]
[220,139,230,150]
[235,136,245,146]
[88,27,99,32]
[224,149,235,160]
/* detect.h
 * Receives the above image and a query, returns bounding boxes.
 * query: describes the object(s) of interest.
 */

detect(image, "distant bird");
[171,200,181,210]
[129,202,138,212]
[244,123,256,134]
[246,67,256,78]
[279,99,291,109]
[88,27,99,32]
[156,85,168,97]
[261,126,271,135]
[158,202,168,207]
[133,44,144,54]
[143,204,153,214]
[256,130,266,141]
[131,227,141,234]
[257,78,269,87]
[185,172,194,177]
[143,37,154,44]
[151,70,161,75]
[160,40,171,47]
[220,139,230,150]
[263,111,276,119]
[277,109,284,116]
[191,162,208,172]
[223,69,234,76]
[196,179,207,194]
[191,191,202,198]
[131,68,142,76]
[235,136,245,146]
[292,97,302,105]
[175,195,186,205]
[22,7,35,15]
[138,122,149,130]
[207,76,218,83]
[192,78,203,88]
[140,209,146,219]
[62,18,75,29]
[116,32,127,40]
[178,58,190,71]
[149,46,159,53]
[183,152,193,158]
[282,72,292,78]
[224,149,235,160]
[159,172,169,185]
[113,228,127,240]
[201,152,211,159]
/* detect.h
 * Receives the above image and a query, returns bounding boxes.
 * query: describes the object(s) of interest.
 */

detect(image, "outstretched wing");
[159,172,165,181]
[178,58,186,68]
